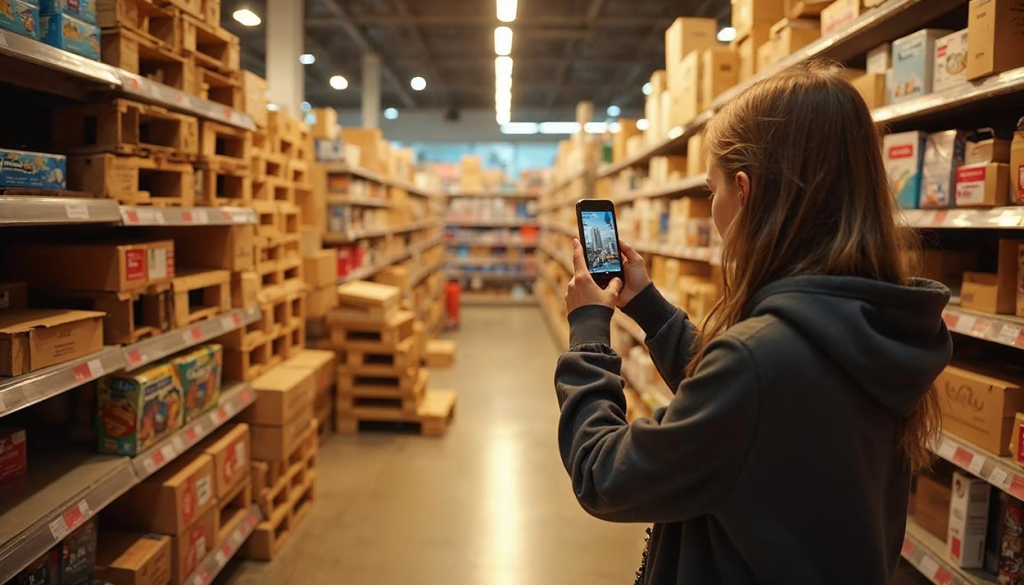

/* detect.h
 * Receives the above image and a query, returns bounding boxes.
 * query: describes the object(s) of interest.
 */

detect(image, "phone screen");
[580,210,623,274]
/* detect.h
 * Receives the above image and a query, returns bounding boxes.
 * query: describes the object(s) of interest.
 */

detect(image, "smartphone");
[575,199,625,288]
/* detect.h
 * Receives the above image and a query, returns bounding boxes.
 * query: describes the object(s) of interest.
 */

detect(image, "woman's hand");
[565,239,622,313]
[616,239,651,308]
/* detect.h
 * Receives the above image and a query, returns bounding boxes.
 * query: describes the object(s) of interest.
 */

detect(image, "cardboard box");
[231,271,258,309]
[425,339,456,368]
[937,363,1024,454]
[688,133,706,177]
[60,519,98,585]
[1010,412,1024,465]
[966,135,1012,164]
[197,423,249,499]
[966,0,1024,82]
[866,42,892,74]
[756,37,779,73]
[650,70,667,96]
[955,162,1009,207]
[95,532,172,585]
[921,130,968,208]
[961,239,1024,314]
[1011,126,1024,204]
[665,17,718,86]
[732,0,786,40]
[851,73,886,109]
[916,474,953,540]
[41,0,97,23]
[0,0,39,40]
[170,508,214,585]
[0,148,66,189]
[97,362,183,456]
[674,51,702,124]
[4,240,175,292]
[41,13,100,61]
[0,282,27,311]
[306,284,338,319]
[883,131,926,209]
[0,309,104,376]
[0,428,27,485]
[644,92,662,143]
[250,404,313,461]
[312,107,338,140]
[612,119,642,163]
[820,0,860,35]
[735,22,773,82]
[304,250,336,288]
[282,349,337,397]
[109,453,216,535]
[771,17,820,57]
[460,155,483,194]
[238,71,267,128]
[241,366,315,426]
[934,29,969,92]
[160,226,252,272]
[892,29,951,104]
[170,344,222,424]
[948,471,990,568]
[984,490,1023,573]
[340,128,386,174]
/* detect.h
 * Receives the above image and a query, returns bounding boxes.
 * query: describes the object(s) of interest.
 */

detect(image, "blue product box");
[0,0,40,40]
[39,0,95,24]
[891,29,953,104]
[0,148,67,189]
[40,12,100,61]
[883,131,926,209]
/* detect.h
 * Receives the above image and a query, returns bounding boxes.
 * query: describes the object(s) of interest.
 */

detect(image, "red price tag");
[1009,475,1024,500]
[153,450,165,466]
[932,210,948,227]
[72,362,93,383]
[233,313,243,327]
[933,567,953,585]
[126,349,143,367]
[218,406,228,420]
[199,568,212,585]
[942,312,959,330]
[62,503,86,533]
[1015,330,1024,349]
[190,327,202,342]
[953,447,973,468]
[972,320,991,337]
[901,539,915,557]
[185,427,198,442]
[181,210,193,223]
[241,387,253,403]
[124,210,140,224]
[221,542,232,556]
[173,93,184,104]
[221,211,232,222]
[247,514,258,528]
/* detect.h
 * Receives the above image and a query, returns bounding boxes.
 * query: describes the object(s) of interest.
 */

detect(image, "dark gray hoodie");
[555,276,952,585]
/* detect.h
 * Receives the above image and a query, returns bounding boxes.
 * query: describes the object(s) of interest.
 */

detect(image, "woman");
[555,62,952,584]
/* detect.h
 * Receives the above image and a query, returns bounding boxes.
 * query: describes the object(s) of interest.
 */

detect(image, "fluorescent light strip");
[497,0,517,23]
[495,26,513,56]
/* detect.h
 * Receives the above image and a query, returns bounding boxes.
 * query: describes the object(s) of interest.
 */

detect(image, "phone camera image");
[581,211,622,274]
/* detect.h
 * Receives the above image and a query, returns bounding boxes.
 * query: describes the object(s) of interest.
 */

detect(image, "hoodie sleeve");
[555,331,761,523]
[621,283,700,392]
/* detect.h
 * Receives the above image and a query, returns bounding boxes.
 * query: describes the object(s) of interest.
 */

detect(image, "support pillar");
[362,53,382,128]
[266,0,304,116]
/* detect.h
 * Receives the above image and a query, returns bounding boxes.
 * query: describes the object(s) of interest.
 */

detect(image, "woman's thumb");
[607,278,624,296]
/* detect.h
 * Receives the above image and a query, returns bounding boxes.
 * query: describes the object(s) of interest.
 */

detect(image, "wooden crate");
[337,365,426,395]
[155,0,201,18]
[53,99,198,161]
[180,13,240,73]
[336,366,427,414]
[425,339,456,369]
[335,388,457,437]
[282,235,301,266]
[224,338,278,381]
[256,262,285,303]
[195,65,242,109]
[287,291,305,327]
[260,295,289,337]
[242,468,316,561]
[255,237,284,273]
[286,322,304,358]
[68,154,194,205]
[195,161,252,206]
[344,335,420,373]
[214,474,252,544]
[200,120,252,168]
[268,178,294,204]
[288,159,309,185]
[278,203,299,235]
[201,0,220,23]
[217,311,266,350]
[171,268,230,327]
[281,259,304,295]
[102,27,193,92]
[39,284,173,344]
[98,0,180,52]
[252,201,278,237]
[270,329,291,362]
[328,310,414,347]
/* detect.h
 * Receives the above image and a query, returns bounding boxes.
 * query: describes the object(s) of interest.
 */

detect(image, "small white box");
[948,471,990,569]
[934,29,969,92]
[866,43,892,75]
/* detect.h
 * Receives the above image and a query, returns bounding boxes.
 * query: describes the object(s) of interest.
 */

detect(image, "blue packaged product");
[0,0,40,40]
[0,148,67,189]
[39,0,95,24]
[40,12,100,61]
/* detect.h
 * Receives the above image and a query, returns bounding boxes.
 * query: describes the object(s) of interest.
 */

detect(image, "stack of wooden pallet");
[328,281,457,437]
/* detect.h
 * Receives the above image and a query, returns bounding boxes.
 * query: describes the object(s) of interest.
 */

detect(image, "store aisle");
[221,306,646,584]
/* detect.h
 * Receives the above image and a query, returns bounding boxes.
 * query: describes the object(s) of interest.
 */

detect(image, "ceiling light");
[539,122,581,134]
[410,76,427,91]
[299,53,315,65]
[642,82,652,96]
[606,105,621,117]
[304,113,316,124]
[496,75,513,92]
[495,56,513,79]
[494,26,513,56]
[300,101,311,111]
[717,27,737,42]
[330,75,349,90]
[266,103,280,111]
[497,0,517,23]
[384,107,399,120]
[232,8,261,26]
[497,111,512,125]
[501,122,538,135]
[610,122,622,133]
[637,118,650,131]
[584,122,607,134]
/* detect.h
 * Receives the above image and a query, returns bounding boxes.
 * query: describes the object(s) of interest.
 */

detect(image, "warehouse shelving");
[445,219,539,228]
[449,192,539,199]
[124,307,262,370]
[539,243,574,273]
[904,207,1024,230]
[0,198,259,227]
[461,295,538,306]
[612,175,710,205]
[325,196,393,208]
[447,238,538,248]
[446,272,536,282]
[323,218,442,245]
[932,431,1024,503]
[415,287,446,320]
[597,115,712,179]
[632,242,721,265]
[184,506,262,585]
[902,518,995,585]
[446,257,536,267]
[120,206,259,226]
[0,382,256,583]
[321,163,441,199]
[337,235,444,285]
[538,222,577,237]
[942,306,1024,349]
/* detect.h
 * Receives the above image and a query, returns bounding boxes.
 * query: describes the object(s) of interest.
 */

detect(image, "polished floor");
[221,306,645,585]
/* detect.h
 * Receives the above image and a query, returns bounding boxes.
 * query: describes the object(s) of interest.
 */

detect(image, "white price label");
[87,359,103,378]
[917,555,939,578]
[991,467,1010,487]
[215,549,228,565]
[937,440,957,460]
[224,401,236,416]
[220,316,235,331]
[136,208,156,224]
[957,315,977,334]
[172,436,185,452]
[155,211,166,225]
[999,324,1023,345]
[195,210,210,224]
[142,458,157,474]
[65,204,90,220]
[969,454,986,475]
[161,444,176,461]
[182,331,194,345]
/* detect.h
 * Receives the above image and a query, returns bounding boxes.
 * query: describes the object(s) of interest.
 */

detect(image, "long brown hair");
[692,60,939,472]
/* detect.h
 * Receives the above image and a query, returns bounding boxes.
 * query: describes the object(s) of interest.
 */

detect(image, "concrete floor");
[220,306,645,585]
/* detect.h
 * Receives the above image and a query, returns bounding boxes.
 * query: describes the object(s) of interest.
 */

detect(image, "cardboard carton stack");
[328,281,457,436]
[282,349,338,440]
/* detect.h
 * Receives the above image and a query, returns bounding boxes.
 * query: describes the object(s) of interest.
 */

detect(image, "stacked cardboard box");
[282,349,338,440]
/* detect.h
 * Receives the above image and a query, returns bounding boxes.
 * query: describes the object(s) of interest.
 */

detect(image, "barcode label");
[65,204,90,220]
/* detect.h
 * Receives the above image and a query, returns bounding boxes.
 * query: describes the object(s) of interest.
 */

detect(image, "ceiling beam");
[546,0,607,110]
[306,15,672,28]
[390,0,451,107]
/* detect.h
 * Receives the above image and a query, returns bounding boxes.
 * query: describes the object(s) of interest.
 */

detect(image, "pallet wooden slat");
[54,99,199,161]
[102,26,194,92]
[195,65,243,109]
[171,267,230,327]
[180,12,240,74]
[68,153,195,205]
[98,0,181,52]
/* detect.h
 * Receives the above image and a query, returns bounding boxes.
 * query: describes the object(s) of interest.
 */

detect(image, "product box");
[1011,123,1024,204]
[315,138,345,163]
[937,363,1024,455]
[948,471,990,568]
[0,148,66,189]
[170,344,222,424]
[95,532,172,585]
[934,29,969,92]
[60,519,98,585]
[40,0,96,24]
[0,0,39,40]
[963,239,1024,314]
[734,21,773,82]
[171,507,214,585]
[160,226,253,272]
[16,549,60,585]
[197,423,249,499]
[892,29,951,104]
[687,133,706,177]
[731,0,786,40]
[966,0,1024,82]
[0,309,104,376]
[955,162,1009,207]
[282,349,337,397]
[985,491,1024,574]
[0,427,27,485]
[5,240,175,293]
[820,0,861,36]
[238,71,267,128]
[306,285,339,319]
[0,282,27,311]
[883,131,926,209]
[665,16,718,87]
[97,363,183,456]
[303,250,336,288]
[921,130,968,208]
[250,403,313,461]
[915,474,953,540]
[241,366,315,426]
[312,107,338,140]
[966,133,1012,164]
[756,37,779,73]
[110,453,216,535]
[851,73,886,109]
[770,17,820,58]
[866,42,892,74]
[41,12,101,61]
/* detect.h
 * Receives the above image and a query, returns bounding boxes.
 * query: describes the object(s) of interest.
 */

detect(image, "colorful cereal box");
[97,363,183,456]
[39,0,96,24]
[0,148,66,190]
[0,0,40,40]
[171,344,223,423]
[41,12,100,61]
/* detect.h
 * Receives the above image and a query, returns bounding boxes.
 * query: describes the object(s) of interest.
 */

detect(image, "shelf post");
[267,0,305,116]
[363,53,382,129]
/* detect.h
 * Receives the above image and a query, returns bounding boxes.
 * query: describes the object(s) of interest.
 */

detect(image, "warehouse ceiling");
[222,0,733,120]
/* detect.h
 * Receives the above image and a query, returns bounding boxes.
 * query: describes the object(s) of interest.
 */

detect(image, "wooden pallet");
[102,26,193,92]
[255,237,285,273]
[252,200,278,237]
[171,268,230,327]
[335,389,457,437]
[54,99,199,161]
[269,178,295,204]
[68,153,195,205]
[195,160,253,206]
[217,310,266,350]
[337,365,427,395]
[214,474,252,544]
[98,0,180,52]
[200,120,252,168]
[180,12,240,73]
[242,467,316,561]
[195,65,242,109]
[155,0,201,18]
[315,401,332,441]
[328,310,415,347]
[343,336,420,373]
[224,337,279,381]
[336,367,427,414]
[288,159,309,185]
[39,285,173,345]
[270,330,291,362]
[286,323,305,358]
[260,294,289,336]
[287,292,305,327]
[252,128,270,154]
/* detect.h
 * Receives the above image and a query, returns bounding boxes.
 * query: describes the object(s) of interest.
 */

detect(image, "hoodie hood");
[747,276,952,417]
